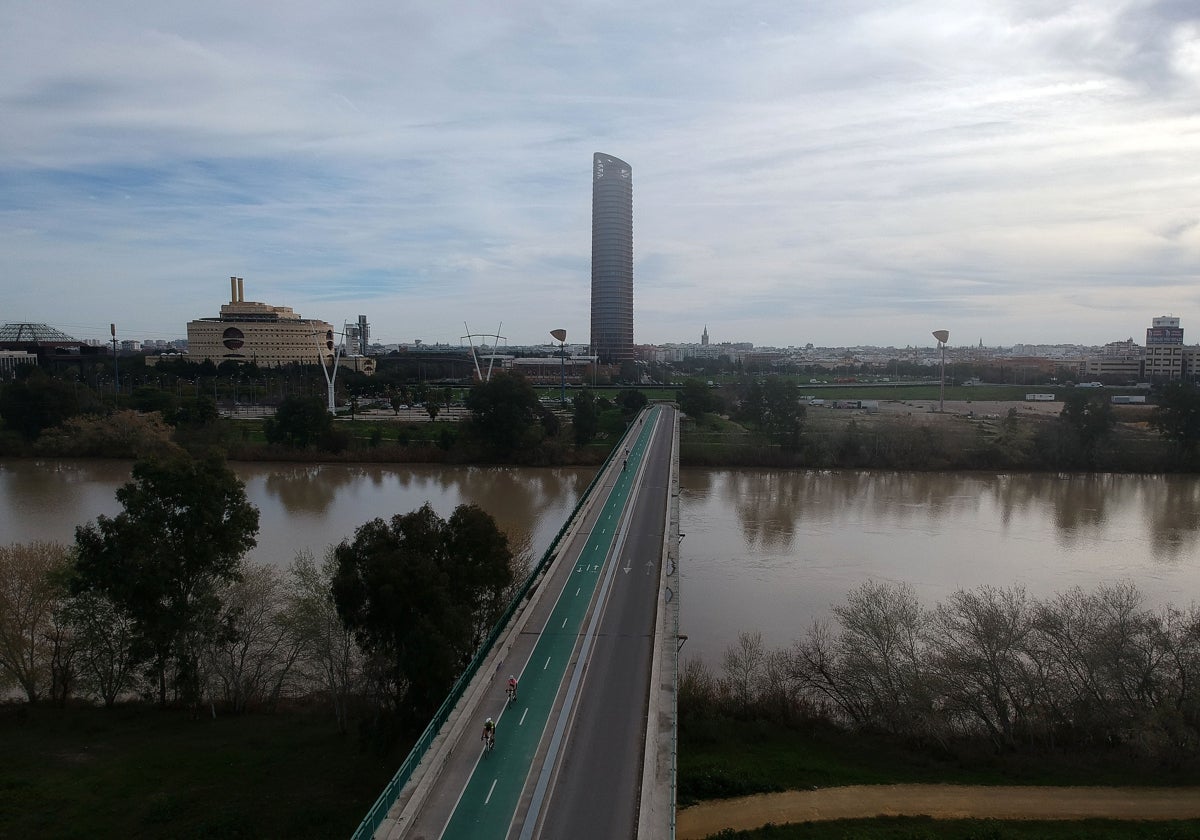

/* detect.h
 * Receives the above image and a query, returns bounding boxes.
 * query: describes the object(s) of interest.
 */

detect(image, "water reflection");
[680,469,1200,664]
[5,460,1199,666]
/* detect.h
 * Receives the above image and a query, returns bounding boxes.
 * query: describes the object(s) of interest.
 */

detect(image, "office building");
[186,277,336,368]
[591,152,634,364]
[1144,315,1185,381]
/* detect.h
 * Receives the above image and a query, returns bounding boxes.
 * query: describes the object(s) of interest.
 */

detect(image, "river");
[3,460,1198,664]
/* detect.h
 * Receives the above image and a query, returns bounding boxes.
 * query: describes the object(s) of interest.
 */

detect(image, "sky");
[3,1,1199,350]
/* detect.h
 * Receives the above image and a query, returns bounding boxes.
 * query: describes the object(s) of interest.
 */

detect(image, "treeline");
[684,580,1200,761]
[680,378,1200,472]
[0,365,646,466]
[0,453,523,742]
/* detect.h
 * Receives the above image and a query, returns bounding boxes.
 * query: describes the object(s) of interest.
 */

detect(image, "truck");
[1025,393,1056,401]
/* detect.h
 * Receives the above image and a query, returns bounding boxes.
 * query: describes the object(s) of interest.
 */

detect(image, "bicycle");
[483,731,495,754]
[505,684,517,705]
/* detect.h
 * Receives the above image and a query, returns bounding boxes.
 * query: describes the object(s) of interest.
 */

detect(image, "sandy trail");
[677,785,1200,839]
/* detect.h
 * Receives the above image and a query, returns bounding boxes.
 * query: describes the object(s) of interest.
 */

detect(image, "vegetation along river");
[4,460,1198,665]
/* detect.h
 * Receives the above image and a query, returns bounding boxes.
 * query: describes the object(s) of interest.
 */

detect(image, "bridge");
[354,404,682,840]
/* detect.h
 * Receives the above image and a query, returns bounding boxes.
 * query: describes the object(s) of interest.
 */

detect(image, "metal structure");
[312,324,349,414]
[462,322,507,382]
[551,328,567,403]
[932,329,949,412]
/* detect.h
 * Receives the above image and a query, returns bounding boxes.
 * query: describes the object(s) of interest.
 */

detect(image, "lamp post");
[110,323,119,405]
[550,328,567,404]
[932,329,949,412]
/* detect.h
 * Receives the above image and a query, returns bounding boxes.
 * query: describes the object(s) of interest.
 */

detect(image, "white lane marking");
[574,587,580,597]
[544,656,551,670]
[561,617,567,629]
[485,778,497,804]
[520,707,528,726]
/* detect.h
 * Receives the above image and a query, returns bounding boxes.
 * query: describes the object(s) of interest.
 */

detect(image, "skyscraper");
[591,152,633,364]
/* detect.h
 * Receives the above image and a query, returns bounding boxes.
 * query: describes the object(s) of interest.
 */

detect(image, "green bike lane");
[439,407,662,840]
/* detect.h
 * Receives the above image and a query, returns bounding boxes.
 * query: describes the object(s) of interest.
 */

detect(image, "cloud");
[1,1,1198,347]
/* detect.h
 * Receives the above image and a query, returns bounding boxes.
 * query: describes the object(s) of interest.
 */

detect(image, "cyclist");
[506,675,518,702]
[482,717,496,750]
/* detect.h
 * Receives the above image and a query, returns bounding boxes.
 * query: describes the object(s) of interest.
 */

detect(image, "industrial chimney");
[230,276,237,302]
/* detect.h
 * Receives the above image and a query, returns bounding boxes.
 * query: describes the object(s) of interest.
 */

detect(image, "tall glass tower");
[591,152,633,364]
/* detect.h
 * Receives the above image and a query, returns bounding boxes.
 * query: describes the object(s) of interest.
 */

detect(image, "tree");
[1152,383,1200,454]
[929,586,1033,749]
[63,589,139,708]
[677,378,719,420]
[0,371,86,440]
[73,454,260,706]
[464,372,544,457]
[1057,391,1114,466]
[425,402,440,422]
[264,395,331,448]
[617,389,648,416]
[205,563,303,713]
[331,503,513,723]
[572,389,599,445]
[739,377,805,450]
[0,541,71,702]
[284,548,363,733]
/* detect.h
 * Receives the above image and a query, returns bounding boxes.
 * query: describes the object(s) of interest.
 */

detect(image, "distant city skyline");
[3,3,1198,349]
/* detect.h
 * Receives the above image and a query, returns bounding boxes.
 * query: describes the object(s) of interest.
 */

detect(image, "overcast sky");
[3,1,1199,350]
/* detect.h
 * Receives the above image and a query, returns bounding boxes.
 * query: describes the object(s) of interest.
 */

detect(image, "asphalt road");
[538,405,674,839]
[400,406,672,840]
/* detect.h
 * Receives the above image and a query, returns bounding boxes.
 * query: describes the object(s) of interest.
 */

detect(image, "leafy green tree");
[572,389,599,444]
[390,394,405,415]
[264,395,331,448]
[425,402,440,421]
[0,371,85,440]
[72,454,259,706]
[168,395,219,428]
[1058,391,1114,466]
[331,503,513,723]
[677,378,719,420]
[617,389,648,416]
[739,377,805,450]
[1151,383,1200,454]
[464,372,544,457]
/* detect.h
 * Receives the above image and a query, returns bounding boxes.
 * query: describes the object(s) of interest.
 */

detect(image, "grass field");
[0,703,403,840]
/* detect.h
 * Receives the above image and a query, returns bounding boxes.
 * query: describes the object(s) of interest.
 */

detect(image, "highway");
[386,404,675,840]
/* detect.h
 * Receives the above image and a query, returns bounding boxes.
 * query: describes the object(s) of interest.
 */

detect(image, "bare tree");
[721,631,765,716]
[831,580,931,733]
[65,590,140,707]
[206,563,303,713]
[285,548,363,733]
[0,541,71,702]
[929,585,1033,748]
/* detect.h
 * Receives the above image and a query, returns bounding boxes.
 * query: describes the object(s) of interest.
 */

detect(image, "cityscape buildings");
[590,152,634,364]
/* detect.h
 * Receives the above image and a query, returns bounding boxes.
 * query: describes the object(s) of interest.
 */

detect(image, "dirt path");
[677,784,1200,839]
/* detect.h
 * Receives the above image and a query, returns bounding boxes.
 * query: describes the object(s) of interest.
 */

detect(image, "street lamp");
[550,328,567,404]
[932,329,949,412]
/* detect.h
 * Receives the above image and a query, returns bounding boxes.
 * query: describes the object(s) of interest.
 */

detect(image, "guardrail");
[350,414,648,840]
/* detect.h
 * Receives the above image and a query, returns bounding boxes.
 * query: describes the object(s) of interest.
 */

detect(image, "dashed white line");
[485,778,498,804]
[544,656,551,670]
[520,707,528,726]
